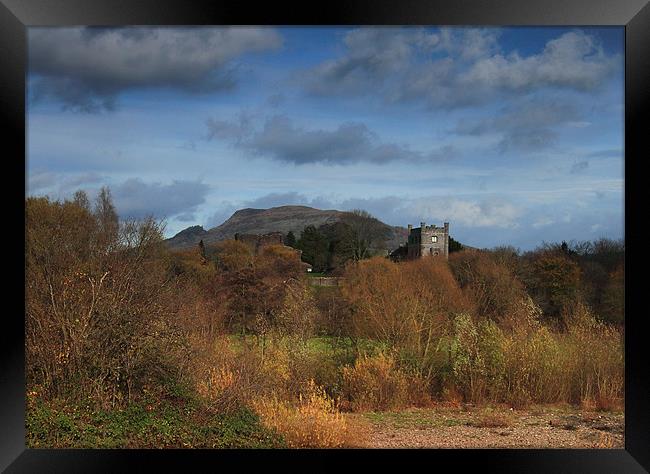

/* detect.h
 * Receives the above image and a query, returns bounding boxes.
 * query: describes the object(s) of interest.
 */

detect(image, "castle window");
[431,236,438,243]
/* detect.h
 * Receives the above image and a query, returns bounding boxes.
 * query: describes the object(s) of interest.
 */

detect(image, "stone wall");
[406,222,449,260]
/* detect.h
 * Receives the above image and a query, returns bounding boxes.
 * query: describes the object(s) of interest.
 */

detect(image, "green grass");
[226,334,388,358]
[26,396,286,449]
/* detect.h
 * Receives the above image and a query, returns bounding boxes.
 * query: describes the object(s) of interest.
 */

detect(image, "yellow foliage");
[253,380,366,448]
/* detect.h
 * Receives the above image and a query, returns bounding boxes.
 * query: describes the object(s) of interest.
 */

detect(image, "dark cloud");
[112,178,210,220]
[206,114,453,165]
[301,28,619,109]
[28,27,282,112]
[454,99,582,153]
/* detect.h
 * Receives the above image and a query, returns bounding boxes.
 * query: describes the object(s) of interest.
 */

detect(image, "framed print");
[3,0,649,472]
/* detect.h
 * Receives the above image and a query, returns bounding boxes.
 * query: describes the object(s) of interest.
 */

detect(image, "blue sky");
[26,26,624,250]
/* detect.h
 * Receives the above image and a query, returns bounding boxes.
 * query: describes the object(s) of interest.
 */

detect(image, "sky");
[26,26,624,251]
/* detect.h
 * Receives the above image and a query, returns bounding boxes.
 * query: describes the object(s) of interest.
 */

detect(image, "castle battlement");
[405,222,449,260]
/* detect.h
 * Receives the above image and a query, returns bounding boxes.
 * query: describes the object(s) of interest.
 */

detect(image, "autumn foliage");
[25,190,624,448]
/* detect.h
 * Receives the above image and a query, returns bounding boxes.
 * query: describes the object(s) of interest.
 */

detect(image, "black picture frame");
[2,0,648,472]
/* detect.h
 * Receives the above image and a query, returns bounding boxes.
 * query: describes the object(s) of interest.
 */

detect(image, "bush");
[341,353,430,412]
[26,194,191,407]
[449,250,529,325]
[252,380,366,448]
[563,303,624,409]
[448,314,506,404]
[500,303,623,408]
[342,257,471,382]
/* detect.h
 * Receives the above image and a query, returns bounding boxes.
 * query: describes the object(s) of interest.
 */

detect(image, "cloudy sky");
[27,26,624,250]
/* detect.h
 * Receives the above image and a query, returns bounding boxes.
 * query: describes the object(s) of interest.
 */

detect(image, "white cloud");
[532,216,555,228]
[302,28,619,109]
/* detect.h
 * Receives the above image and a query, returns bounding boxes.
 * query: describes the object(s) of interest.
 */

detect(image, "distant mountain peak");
[166,205,406,251]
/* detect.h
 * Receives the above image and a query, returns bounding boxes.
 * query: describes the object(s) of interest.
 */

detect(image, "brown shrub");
[26,195,190,407]
[471,408,514,428]
[499,302,623,409]
[448,250,530,326]
[212,240,253,272]
[342,257,471,381]
[341,353,430,412]
[252,380,367,448]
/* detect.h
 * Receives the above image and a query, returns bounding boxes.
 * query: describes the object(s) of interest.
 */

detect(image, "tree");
[212,239,253,272]
[26,193,187,405]
[341,209,390,261]
[448,250,530,328]
[524,250,582,320]
[72,190,91,211]
[341,257,472,381]
[296,225,329,272]
[284,230,297,248]
[94,186,119,251]
[449,236,464,253]
[600,264,624,325]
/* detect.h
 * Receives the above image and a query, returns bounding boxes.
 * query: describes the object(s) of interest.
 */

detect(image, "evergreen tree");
[296,225,329,272]
[284,230,296,248]
[449,236,464,253]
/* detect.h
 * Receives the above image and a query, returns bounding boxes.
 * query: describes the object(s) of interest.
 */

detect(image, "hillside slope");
[166,205,407,252]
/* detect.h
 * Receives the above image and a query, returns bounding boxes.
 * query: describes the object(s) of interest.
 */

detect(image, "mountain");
[165,205,408,252]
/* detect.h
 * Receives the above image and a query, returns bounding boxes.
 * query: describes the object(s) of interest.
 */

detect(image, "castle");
[390,221,449,261]
[407,222,449,259]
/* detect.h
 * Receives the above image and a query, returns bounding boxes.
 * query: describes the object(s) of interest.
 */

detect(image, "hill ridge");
[166,205,407,251]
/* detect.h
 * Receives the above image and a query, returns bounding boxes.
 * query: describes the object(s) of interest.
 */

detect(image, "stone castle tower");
[406,222,449,260]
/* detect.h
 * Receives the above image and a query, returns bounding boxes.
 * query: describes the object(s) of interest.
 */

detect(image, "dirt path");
[348,406,624,449]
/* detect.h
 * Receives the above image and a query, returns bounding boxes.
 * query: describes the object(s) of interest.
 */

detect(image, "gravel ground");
[348,405,624,449]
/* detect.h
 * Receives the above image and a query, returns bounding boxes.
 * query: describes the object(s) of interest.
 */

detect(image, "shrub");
[448,314,506,404]
[341,353,430,412]
[342,257,471,381]
[500,303,623,408]
[253,380,366,448]
[26,195,191,407]
[470,408,514,428]
[449,250,529,325]
[521,250,582,320]
[563,303,624,409]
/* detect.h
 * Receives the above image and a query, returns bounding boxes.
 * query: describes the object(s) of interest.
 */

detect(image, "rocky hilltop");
[166,205,407,251]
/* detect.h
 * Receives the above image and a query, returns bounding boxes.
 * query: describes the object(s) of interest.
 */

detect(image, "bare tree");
[341,209,390,261]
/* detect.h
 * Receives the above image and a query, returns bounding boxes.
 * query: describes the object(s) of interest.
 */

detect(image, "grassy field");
[27,390,286,449]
